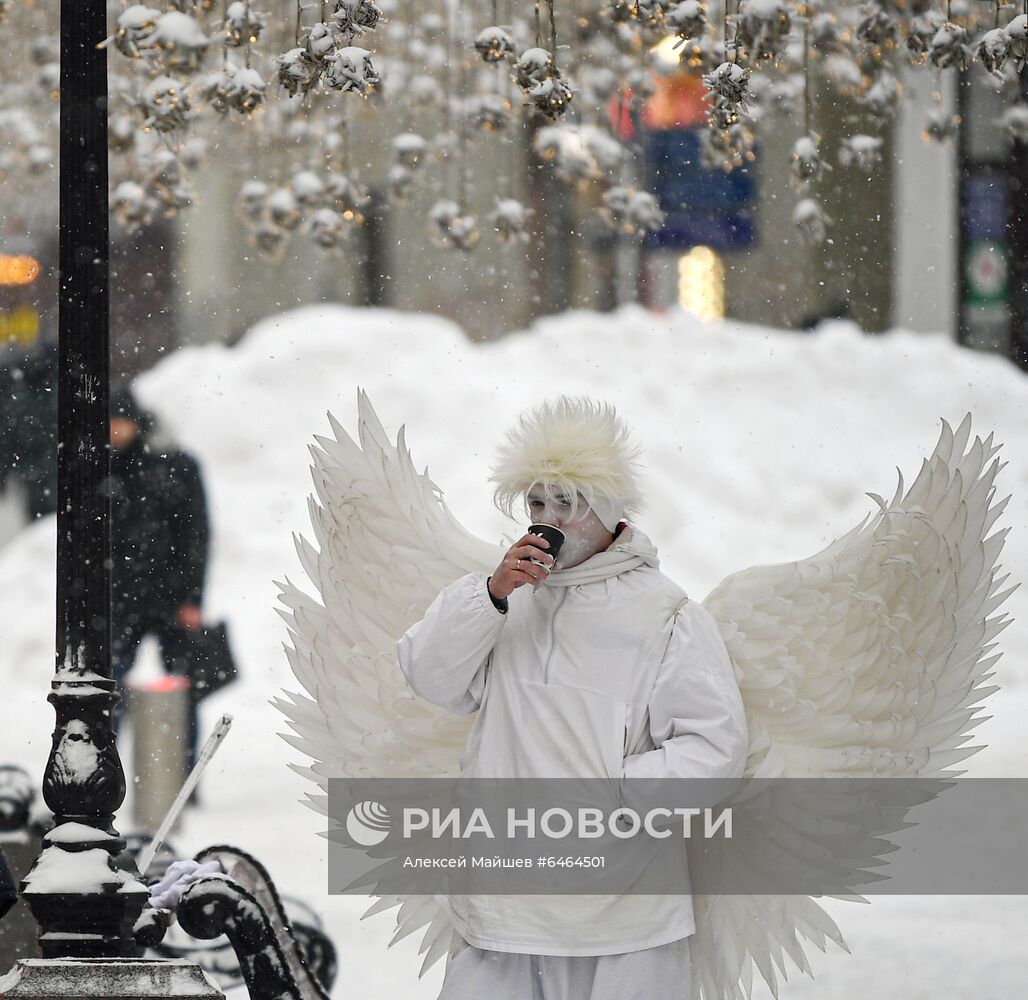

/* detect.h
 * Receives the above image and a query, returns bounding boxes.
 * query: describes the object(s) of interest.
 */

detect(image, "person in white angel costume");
[276,392,1014,1000]
[396,396,749,998]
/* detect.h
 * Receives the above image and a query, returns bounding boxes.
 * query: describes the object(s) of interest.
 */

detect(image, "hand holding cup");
[488,526,565,600]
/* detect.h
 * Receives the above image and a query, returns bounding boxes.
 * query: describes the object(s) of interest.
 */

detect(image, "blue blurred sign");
[965,170,1007,241]
[960,164,1010,350]
[963,168,1009,306]
[643,129,757,251]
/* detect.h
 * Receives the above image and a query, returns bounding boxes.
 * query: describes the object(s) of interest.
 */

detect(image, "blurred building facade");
[0,54,1008,363]
[169,60,966,348]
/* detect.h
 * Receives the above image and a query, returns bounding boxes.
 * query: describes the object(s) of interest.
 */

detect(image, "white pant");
[437,934,692,1000]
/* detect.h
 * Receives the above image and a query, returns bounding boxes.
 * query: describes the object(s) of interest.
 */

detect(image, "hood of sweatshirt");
[542,525,660,587]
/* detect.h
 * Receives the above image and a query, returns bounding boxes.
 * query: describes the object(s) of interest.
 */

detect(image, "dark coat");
[0,846,15,922]
[0,340,58,518]
[107,434,210,631]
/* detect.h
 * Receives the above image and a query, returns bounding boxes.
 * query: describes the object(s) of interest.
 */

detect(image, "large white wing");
[275,389,500,786]
[687,415,1016,1000]
[274,391,501,969]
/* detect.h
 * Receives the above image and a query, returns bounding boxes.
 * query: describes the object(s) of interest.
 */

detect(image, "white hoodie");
[396,527,749,956]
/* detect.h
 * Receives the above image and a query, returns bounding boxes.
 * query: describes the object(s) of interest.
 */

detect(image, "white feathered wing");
[274,391,499,970]
[689,414,1015,1000]
[277,401,1015,993]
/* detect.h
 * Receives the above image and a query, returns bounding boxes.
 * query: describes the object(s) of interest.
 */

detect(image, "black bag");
[163,622,238,702]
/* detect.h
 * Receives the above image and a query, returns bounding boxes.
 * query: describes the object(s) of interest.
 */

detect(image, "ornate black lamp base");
[21,681,148,960]
[18,892,147,961]
[0,958,224,1000]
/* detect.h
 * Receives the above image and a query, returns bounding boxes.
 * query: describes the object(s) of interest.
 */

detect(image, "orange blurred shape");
[608,73,707,141]
[0,254,41,286]
[644,73,707,130]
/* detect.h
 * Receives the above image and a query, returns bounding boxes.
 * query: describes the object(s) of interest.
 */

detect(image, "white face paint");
[526,486,614,569]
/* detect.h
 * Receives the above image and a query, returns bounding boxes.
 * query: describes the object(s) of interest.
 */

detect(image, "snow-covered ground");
[1,305,1027,998]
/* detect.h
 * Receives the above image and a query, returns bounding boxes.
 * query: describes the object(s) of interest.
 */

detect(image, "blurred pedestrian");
[0,846,15,923]
[0,337,58,520]
[107,385,210,785]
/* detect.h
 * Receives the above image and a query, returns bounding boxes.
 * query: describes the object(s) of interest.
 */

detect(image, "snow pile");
[1,304,1026,997]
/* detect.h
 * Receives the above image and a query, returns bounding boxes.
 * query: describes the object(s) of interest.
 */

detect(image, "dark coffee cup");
[527,523,565,566]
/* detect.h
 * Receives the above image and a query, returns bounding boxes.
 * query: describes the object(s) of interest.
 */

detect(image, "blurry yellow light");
[0,306,40,345]
[651,34,681,67]
[0,254,41,286]
[678,246,725,321]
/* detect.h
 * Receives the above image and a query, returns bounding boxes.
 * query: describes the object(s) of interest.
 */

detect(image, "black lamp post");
[11,0,152,958]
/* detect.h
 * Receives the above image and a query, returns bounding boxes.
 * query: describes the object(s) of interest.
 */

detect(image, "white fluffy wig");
[489,396,644,529]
